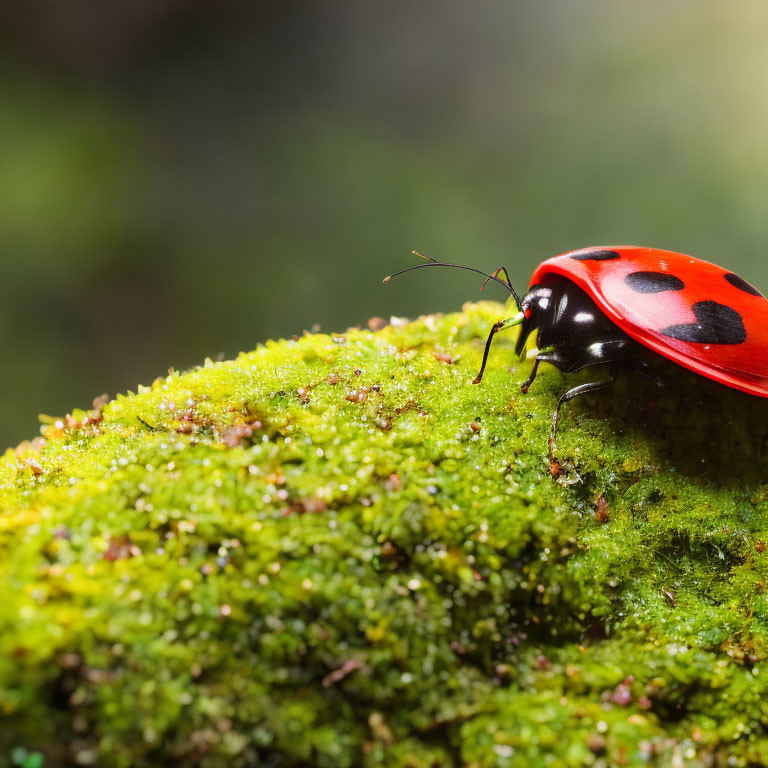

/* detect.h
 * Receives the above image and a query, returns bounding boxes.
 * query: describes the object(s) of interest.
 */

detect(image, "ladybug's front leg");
[472,314,524,385]
[549,372,618,460]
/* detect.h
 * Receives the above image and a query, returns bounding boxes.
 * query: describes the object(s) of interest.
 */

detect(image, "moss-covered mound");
[2,300,768,767]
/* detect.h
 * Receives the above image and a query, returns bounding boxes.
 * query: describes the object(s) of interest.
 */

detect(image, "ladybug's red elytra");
[384,247,768,457]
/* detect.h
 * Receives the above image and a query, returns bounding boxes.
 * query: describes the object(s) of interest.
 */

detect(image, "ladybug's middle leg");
[521,359,540,394]
[549,372,618,459]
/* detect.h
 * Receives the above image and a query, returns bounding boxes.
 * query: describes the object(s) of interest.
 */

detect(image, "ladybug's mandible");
[384,246,768,456]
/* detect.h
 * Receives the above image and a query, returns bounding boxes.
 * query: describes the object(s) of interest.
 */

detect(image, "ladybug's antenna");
[383,251,521,309]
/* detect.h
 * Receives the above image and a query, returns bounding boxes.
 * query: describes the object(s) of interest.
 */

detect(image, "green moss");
[2,299,768,766]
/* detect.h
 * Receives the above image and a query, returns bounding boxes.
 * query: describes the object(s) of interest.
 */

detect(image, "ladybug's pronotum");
[384,247,768,456]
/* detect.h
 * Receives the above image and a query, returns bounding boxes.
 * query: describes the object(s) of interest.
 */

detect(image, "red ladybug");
[384,247,768,456]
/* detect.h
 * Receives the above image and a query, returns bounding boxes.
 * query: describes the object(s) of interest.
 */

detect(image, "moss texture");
[2,299,768,767]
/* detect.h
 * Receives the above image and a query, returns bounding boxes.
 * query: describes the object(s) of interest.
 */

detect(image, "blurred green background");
[2,1,768,448]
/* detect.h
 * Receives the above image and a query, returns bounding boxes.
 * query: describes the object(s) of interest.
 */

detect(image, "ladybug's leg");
[548,373,618,459]
[520,359,540,394]
[473,313,524,385]
[520,347,556,393]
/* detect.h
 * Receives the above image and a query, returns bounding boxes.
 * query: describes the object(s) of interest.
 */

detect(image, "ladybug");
[384,247,768,456]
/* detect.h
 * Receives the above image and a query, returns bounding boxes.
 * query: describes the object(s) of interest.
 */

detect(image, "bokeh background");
[2,1,768,447]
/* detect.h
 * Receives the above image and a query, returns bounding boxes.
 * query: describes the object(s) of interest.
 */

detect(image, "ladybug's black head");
[514,284,553,356]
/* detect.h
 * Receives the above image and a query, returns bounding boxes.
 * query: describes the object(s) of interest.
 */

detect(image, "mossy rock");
[2,299,768,767]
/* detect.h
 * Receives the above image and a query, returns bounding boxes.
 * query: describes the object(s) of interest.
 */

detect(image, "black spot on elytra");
[725,272,764,297]
[625,271,685,293]
[661,300,746,345]
[569,249,621,262]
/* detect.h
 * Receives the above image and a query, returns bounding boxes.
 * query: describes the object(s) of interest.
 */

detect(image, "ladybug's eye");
[524,307,532,320]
